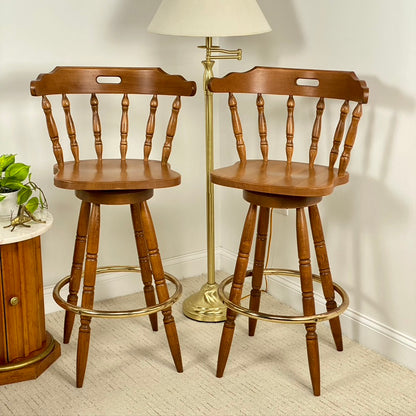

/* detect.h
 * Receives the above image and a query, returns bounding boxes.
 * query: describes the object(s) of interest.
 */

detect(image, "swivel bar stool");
[31,67,196,387]
[209,67,368,395]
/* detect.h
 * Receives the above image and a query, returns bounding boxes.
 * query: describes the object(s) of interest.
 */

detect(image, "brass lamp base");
[183,282,226,322]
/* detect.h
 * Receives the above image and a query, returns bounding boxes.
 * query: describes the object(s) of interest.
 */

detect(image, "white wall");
[1,0,415,371]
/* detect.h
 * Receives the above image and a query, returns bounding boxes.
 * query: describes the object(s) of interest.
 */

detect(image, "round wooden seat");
[53,159,181,191]
[211,159,348,197]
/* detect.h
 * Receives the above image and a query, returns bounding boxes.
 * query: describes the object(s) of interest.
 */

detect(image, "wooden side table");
[0,212,60,385]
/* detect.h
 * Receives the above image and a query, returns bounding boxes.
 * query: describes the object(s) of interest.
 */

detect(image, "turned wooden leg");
[249,206,270,336]
[217,203,257,378]
[308,205,343,351]
[131,203,158,332]
[296,207,320,396]
[139,201,183,373]
[76,203,100,388]
[64,201,91,344]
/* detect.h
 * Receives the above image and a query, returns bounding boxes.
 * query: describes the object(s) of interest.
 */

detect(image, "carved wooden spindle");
[296,207,320,396]
[62,94,79,163]
[64,201,91,344]
[42,96,64,166]
[217,203,257,378]
[249,206,270,336]
[162,96,181,165]
[338,103,363,175]
[308,204,343,351]
[256,94,268,162]
[329,100,349,168]
[309,98,325,166]
[286,95,295,163]
[77,203,100,388]
[120,94,129,161]
[130,203,158,331]
[90,93,103,160]
[228,93,246,162]
[139,201,183,372]
[144,95,158,162]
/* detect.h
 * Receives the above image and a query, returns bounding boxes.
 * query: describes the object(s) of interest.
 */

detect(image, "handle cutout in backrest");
[96,76,122,84]
[296,78,319,87]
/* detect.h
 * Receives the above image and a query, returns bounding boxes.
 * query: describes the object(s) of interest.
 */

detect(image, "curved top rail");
[209,66,368,103]
[31,66,197,97]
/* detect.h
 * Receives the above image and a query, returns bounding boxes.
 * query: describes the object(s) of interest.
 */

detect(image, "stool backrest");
[209,66,369,175]
[31,67,197,167]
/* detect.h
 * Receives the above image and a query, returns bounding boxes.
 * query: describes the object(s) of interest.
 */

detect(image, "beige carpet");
[1,274,415,416]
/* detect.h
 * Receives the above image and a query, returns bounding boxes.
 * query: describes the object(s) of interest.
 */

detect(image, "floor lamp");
[148,0,271,322]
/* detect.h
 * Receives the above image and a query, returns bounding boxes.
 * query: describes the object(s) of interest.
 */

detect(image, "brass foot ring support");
[53,266,182,319]
[218,268,349,324]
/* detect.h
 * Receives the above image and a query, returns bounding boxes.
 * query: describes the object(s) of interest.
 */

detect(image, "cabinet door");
[0,237,46,363]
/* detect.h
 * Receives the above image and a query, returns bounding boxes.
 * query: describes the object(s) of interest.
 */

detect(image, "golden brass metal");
[53,266,182,319]
[3,204,45,231]
[218,268,349,324]
[183,37,242,322]
[0,332,56,372]
[9,296,19,306]
[182,282,227,322]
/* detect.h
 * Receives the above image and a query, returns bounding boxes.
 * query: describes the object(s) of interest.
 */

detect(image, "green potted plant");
[0,154,47,230]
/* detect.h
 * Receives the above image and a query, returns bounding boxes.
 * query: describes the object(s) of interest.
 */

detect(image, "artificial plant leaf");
[0,154,16,172]
[1,179,24,191]
[25,197,39,214]
[17,186,32,205]
[5,163,30,182]
[0,195,6,202]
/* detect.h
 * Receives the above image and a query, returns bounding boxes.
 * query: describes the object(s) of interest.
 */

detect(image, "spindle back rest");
[208,66,369,176]
[30,67,197,167]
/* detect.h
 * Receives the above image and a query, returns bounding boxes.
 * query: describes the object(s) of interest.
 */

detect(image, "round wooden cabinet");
[0,213,60,385]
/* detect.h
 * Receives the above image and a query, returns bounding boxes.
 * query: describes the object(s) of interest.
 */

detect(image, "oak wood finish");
[0,237,61,385]
[216,203,257,378]
[76,202,100,388]
[209,67,368,197]
[211,67,368,396]
[130,203,158,331]
[139,201,183,373]
[248,206,270,336]
[63,201,90,344]
[296,207,320,396]
[308,205,343,351]
[31,67,196,387]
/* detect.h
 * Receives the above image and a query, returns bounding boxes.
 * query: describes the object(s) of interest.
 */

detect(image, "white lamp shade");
[148,0,271,37]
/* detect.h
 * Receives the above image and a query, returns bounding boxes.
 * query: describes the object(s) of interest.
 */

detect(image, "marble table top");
[0,211,53,245]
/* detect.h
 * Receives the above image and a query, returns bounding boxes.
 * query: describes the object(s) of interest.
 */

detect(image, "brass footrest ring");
[53,266,182,319]
[218,268,349,324]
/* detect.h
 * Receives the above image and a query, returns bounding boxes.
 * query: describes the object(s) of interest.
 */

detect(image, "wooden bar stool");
[209,67,368,395]
[30,67,196,387]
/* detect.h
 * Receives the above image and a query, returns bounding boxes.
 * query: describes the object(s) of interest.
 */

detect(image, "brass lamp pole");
[148,0,271,322]
[182,38,242,321]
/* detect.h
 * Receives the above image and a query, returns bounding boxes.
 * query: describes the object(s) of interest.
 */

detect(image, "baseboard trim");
[43,247,416,373]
